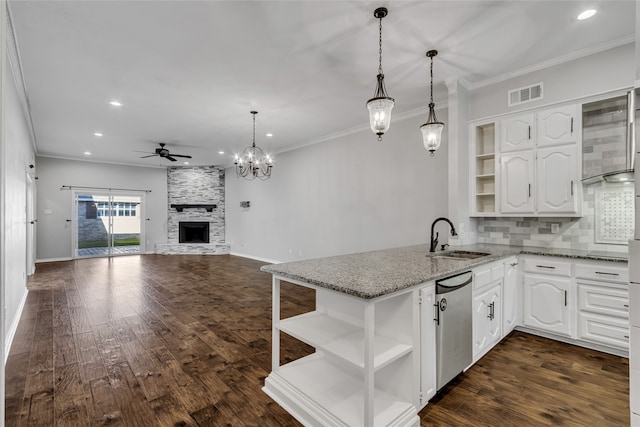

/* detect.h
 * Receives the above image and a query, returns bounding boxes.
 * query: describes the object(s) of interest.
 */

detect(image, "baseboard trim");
[230,252,283,264]
[515,326,628,358]
[36,257,72,264]
[5,289,28,365]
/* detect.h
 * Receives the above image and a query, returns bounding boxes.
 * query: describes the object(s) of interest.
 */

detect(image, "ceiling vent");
[508,82,543,107]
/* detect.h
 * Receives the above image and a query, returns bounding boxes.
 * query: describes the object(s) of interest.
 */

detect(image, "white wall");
[3,49,35,352]
[226,111,449,263]
[35,158,168,260]
[469,43,635,121]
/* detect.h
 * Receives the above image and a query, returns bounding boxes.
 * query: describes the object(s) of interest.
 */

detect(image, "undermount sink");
[432,250,491,260]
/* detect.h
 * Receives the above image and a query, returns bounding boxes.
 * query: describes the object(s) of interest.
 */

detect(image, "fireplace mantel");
[171,204,217,212]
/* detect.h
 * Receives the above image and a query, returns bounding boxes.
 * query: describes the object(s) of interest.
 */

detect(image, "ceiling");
[9,0,636,168]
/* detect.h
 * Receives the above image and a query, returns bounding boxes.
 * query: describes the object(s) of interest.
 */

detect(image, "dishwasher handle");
[436,271,472,294]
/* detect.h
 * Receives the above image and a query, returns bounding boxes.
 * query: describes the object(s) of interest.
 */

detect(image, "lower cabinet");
[502,257,520,337]
[472,282,502,362]
[523,274,573,337]
[419,284,437,408]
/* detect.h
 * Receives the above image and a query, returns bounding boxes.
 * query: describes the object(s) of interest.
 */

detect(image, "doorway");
[73,191,145,258]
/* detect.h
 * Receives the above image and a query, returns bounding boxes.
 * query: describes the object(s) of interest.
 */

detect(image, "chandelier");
[420,50,445,156]
[234,111,273,180]
[366,7,394,141]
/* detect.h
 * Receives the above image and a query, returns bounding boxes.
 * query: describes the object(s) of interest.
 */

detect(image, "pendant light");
[420,50,444,156]
[234,111,273,180]
[366,7,394,141]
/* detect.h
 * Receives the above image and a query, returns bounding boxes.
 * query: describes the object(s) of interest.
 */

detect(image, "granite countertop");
[260,243,628,300]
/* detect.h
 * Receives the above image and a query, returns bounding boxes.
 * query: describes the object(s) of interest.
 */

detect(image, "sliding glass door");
[73,191,145,258]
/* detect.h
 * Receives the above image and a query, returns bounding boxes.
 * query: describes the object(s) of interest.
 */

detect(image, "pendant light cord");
[252,112,257,148]
[378,15,383,75]
[429,55,434,105]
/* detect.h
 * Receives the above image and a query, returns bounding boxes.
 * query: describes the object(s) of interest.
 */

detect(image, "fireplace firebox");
[179,222,210,243]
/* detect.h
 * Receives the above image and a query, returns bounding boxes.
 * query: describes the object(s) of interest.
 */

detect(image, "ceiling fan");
[139,143,192,162]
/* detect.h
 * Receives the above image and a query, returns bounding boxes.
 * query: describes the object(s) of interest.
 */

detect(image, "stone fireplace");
[156,166,230,255]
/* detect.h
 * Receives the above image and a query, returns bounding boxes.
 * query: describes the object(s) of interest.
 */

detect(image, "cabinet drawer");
[523,258,571,277]
[577,283,628,319]
[474,267,491,290]
[491,264,505,281]
[577,312,629,349]
[575,263,628,283]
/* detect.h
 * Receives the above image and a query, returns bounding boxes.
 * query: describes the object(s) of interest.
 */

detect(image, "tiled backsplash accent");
[582,95,628,180]
[167,166,225,243]
[475,182,634,253]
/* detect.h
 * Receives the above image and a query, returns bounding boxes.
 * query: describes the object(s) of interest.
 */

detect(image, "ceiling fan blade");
[166,156,178,161]
[169,154,192,158]
[140,154,158,158]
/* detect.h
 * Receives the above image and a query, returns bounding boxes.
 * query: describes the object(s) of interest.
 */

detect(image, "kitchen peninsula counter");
[260,243,627,299]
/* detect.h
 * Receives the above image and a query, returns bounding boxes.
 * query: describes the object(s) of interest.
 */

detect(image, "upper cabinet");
[500,113,535,152]
[470,103,581,217]
[537,105,578,147]
[536,145,578,214]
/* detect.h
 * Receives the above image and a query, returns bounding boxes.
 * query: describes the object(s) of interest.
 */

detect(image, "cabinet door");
[473,283,501,361]
[537,105,578,147]
[502,259,519,337]
[500,151,535,214]
[536,145,578,214]
[501,113,535,152]
[420,286,437,405]
[523,274,572,336]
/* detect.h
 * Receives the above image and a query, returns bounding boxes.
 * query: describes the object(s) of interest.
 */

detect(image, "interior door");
[73,192,144,258]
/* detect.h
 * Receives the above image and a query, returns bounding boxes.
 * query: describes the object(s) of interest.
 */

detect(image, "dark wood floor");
[5,254,630,426]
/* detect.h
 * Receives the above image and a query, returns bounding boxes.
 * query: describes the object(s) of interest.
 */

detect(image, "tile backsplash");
[475,181,634,254]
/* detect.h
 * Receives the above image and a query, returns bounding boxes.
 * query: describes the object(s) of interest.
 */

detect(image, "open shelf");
[264,353,418,427]
[473,121,497,215]
[279,311,412,371]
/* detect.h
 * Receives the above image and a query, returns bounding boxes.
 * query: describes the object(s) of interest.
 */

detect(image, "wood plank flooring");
[5,254,630,426]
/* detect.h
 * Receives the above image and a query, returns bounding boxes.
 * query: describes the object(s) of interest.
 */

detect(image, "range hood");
[582,90,636,184]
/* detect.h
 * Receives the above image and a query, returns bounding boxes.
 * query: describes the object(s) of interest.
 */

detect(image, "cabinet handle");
[564,290,568,306]
[536,265,556,269]
[570,117,574,134]
[434,303,440,326]
[595,271,619,276]
[528,183,532,198]
[487,302,495,321]
[624,335,630,339]
[624,304,629,308]
[510,262,518,267]
[570,180,574,196]
[528,126,531,140]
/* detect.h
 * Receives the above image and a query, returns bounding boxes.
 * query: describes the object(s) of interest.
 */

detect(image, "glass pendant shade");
[420,119,444,156]
[367,86,394,139]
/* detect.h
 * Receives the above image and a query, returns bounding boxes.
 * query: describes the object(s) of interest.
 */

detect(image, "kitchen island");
[260,243,627,426]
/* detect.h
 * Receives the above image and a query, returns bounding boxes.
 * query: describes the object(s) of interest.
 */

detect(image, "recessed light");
[266,133,273,137]
[218,151,225,155]
[109,100,123,107]
[84,151,91,156]
[184,161,189,165]
[577,9,596,20]
[93,132,103,137]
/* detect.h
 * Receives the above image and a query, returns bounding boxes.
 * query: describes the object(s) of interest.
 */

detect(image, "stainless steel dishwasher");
[435,270,473,390]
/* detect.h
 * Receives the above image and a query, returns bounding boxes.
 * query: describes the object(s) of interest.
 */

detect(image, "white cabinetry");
[536,145,578,214]
[471,103,581,217]
[472,283,501,362]
[537,104,577,147]
[576,262,630,350]
[522,257,574,337]
[264,277,419,427]
[502,257,520,336]
[472,262,504,363]
[500,113,535,152]
[419,284,436,408]
[500,151,535,214]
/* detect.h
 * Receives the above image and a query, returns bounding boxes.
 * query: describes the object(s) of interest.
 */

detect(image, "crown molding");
[5,2,38,154]
[469,35,634,90]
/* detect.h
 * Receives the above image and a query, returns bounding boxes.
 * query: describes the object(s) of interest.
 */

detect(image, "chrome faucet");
[430,217,458,252]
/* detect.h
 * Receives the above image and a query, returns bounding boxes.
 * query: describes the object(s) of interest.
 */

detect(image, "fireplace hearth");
[179,222,210,243]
